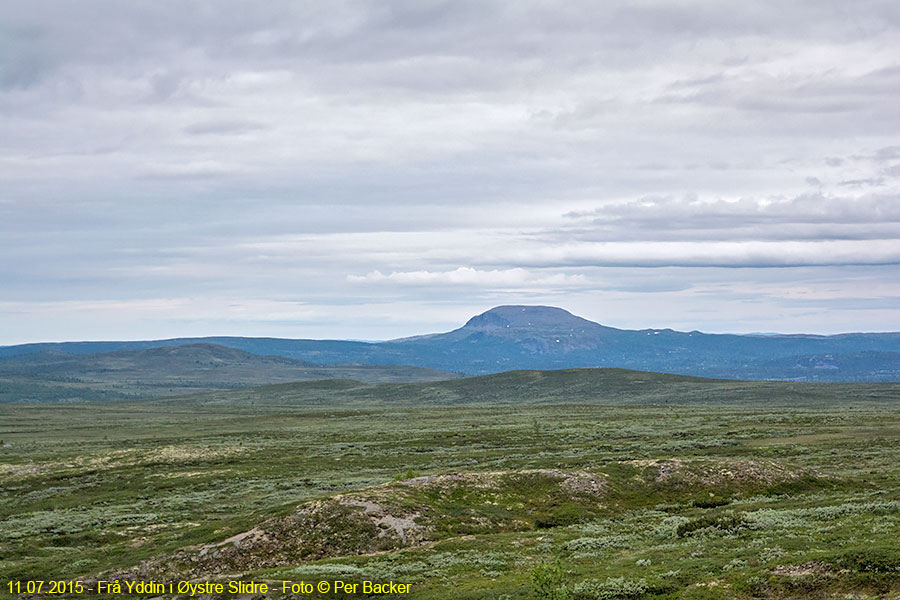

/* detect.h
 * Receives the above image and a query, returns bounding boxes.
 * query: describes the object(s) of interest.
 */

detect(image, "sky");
[2,0,900,344]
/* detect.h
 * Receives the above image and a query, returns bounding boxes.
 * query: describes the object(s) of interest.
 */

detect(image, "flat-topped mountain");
[387,306,900,379]
[462,305,601,331]
[395,305,615,353]
[2,305,898,382]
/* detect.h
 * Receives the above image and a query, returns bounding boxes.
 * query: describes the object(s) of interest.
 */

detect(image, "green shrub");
[572,577,648,599]
[564,536,629,553]
[535,503,591,529]
[676,514,746,537]
[530,559,570,600]
[394,468,418,481]
[833,548,900,573]
[691,495,731,509]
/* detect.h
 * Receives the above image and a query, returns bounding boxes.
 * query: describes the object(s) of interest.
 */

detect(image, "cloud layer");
[2,1,900,342]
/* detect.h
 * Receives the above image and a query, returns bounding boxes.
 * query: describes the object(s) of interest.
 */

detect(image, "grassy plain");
[1,370,899,599]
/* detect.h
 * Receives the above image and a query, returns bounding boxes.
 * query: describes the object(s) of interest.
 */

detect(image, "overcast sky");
[2,1,900,343]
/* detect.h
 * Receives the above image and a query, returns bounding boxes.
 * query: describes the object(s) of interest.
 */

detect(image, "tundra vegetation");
[1,370,899,599]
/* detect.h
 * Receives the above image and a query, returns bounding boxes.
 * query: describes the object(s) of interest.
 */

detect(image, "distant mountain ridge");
[2,305,899,381]
[0,343,460,402]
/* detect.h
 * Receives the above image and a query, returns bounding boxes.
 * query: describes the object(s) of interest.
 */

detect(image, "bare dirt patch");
[771,561,833,577]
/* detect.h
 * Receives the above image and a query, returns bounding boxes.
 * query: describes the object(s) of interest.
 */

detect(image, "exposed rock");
[399,468,607,497]
[337,497,425,545]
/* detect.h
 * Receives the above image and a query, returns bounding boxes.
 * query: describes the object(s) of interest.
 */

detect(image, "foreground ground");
[1,372,899,598]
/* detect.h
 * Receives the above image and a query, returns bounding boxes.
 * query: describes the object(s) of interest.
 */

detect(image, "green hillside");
[166,367,900,408]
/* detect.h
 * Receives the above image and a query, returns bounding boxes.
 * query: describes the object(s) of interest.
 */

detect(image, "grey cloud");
[566,193,900,229]
[3,0,900,341]
[656,67,900,118]
[838,178,885,187]
[0,24,50,90]
[493,240,900,269]
[874,146,900,161]
[136,161,234,180]
[883,164,900,177]
[183,120,266,136]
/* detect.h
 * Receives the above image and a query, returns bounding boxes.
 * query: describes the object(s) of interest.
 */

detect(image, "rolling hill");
[0,343,460,402]
[163,367,900,408]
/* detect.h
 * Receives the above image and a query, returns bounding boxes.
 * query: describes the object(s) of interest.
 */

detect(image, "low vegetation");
[1,370,899,598]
